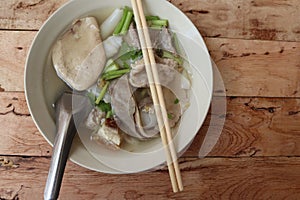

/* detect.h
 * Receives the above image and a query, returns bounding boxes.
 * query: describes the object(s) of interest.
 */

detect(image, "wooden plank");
[185,97,300,157]
[0,156,299,199]
[1,31,300,97]
[1,92,300,158]
[1,0,300,41]
[0,92,51,157]
[206,37,300,97]
[171,0,300,41]
[0,31,36,92]
[0,0,68,30]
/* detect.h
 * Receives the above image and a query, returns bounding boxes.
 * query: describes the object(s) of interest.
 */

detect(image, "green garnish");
[156,49,183,65]
[97,100,112,113]
[168,113,174,120]
[95,82,109,105]
[123,61,131,69]
[118,50,143,62]
[148,19,168,27]
[104,74,125,81]
[150,25,164,29]
[102,69,131,80]
[146,15,160,21]
[106,110,113,119]
[104,59,120,73]
[120,10,133,35]
[113,7,129,35]
[174,98,179,104]
[114,6,133,35]
[172,33,182,57]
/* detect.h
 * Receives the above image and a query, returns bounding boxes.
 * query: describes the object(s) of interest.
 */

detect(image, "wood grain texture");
[186,97,300,157]
[170,0,300,41]
[0,31,299,97]
[0,92,51,157]
[206,37,300,97]
[1,93,299,158]
[0,31,36,92]
[0,0,68,30]
[0,156,299,199]
[1,0,300,41]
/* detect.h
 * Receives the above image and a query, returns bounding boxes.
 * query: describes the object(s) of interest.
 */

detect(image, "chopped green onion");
[95,82,109,105]
[168,113,174,120]
[124,6,133,12]
[105,59,114,67]
[148,19,168,27]
[118,50,142,61]
[156,49,183,65]
[97,100,112,113]
[118,51,133,61]
[104,59,120,73]
[104,74,124,81]
[120,11,133,35]
[123,61,131,69]
[113,8,129,35]
[106,110,113,118]
[102,69,130,79]
[150,25,164,29]
[146,16,160,21]
[131,50,143,61]
[174,98,179,104]
[172,33,182,57]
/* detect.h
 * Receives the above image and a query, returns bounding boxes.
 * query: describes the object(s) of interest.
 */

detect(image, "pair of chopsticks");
[130,0,183,192]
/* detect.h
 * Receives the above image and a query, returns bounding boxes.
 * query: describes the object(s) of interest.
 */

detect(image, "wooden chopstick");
[130,0,183,192]
[129,1,178,192]
[135,0,184,192]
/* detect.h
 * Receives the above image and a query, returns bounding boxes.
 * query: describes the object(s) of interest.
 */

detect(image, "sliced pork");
[110,75,160,139]
[52,17,106,91]
[129,58,177,88]
[125,25,176,54]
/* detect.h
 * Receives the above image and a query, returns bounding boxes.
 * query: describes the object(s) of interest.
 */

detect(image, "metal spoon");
[44,92,89,200]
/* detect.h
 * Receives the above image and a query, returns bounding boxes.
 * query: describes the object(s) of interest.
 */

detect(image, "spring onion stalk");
[160,50,183,65]
[104,74,124,81]
[106,110,113,118]
[118,50,142,61]
[172,33,182,56]
[100,8,123,39]
[149,19,168,27]
[95,82,110,105]
[150,25,164,29]
[118,51,133,61]
[146,15,160,21]
[113,8,129,35]
[102,68,131,79]
[97,101,112,113]
[104,59,120,73]
[105,59,114,67]
[123,62,131,69]
[120,11,133,35]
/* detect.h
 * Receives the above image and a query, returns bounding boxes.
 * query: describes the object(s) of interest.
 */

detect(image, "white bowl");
[25,0,213,174]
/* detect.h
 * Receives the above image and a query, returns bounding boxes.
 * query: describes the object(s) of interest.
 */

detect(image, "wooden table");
[1,0,300,199]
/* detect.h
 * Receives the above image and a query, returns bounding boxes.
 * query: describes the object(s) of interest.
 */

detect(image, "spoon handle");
[44,110,76,200]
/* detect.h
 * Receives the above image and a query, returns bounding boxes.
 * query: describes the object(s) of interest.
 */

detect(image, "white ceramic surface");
[25,0,213,174]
